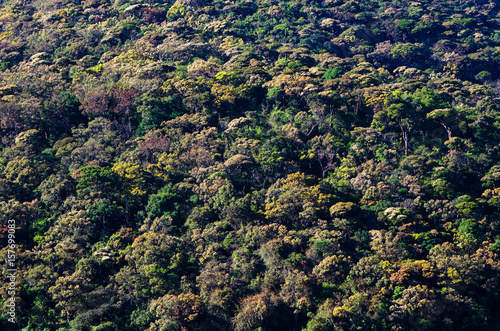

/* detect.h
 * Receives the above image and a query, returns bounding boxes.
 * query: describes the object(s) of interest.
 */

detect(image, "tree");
[303,133,342,178]
[426,108,458,141]
[72,165,118,200]
[112,231,187,307]
[70,118,120,169]
[40,92,84,139]
[146,293,204,331]
[232,292,279,331]
[388,285,442,330]
[87,199,124,238]
[264,172,331,229]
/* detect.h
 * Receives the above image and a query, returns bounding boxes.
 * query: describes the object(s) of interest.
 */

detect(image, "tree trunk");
[441,122,452,140]
[401,125,409,156]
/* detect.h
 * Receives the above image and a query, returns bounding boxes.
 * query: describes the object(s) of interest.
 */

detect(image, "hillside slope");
[1,0,500,330]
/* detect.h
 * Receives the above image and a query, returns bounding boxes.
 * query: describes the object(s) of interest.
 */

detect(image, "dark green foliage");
[74,166,118,199]
[40,92,84,140]
[1,0,500,330]
[136,93,185,135]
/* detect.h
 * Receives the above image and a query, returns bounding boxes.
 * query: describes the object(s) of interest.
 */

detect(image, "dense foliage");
[1,0,500,329]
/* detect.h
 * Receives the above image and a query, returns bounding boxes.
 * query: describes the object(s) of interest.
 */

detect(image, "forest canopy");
[1,0,500,330]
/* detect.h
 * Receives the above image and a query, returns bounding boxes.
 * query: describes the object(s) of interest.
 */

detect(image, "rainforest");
[1,0,500,330]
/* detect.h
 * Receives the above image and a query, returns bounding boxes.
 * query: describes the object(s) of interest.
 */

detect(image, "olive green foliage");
[1,0,500,330]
